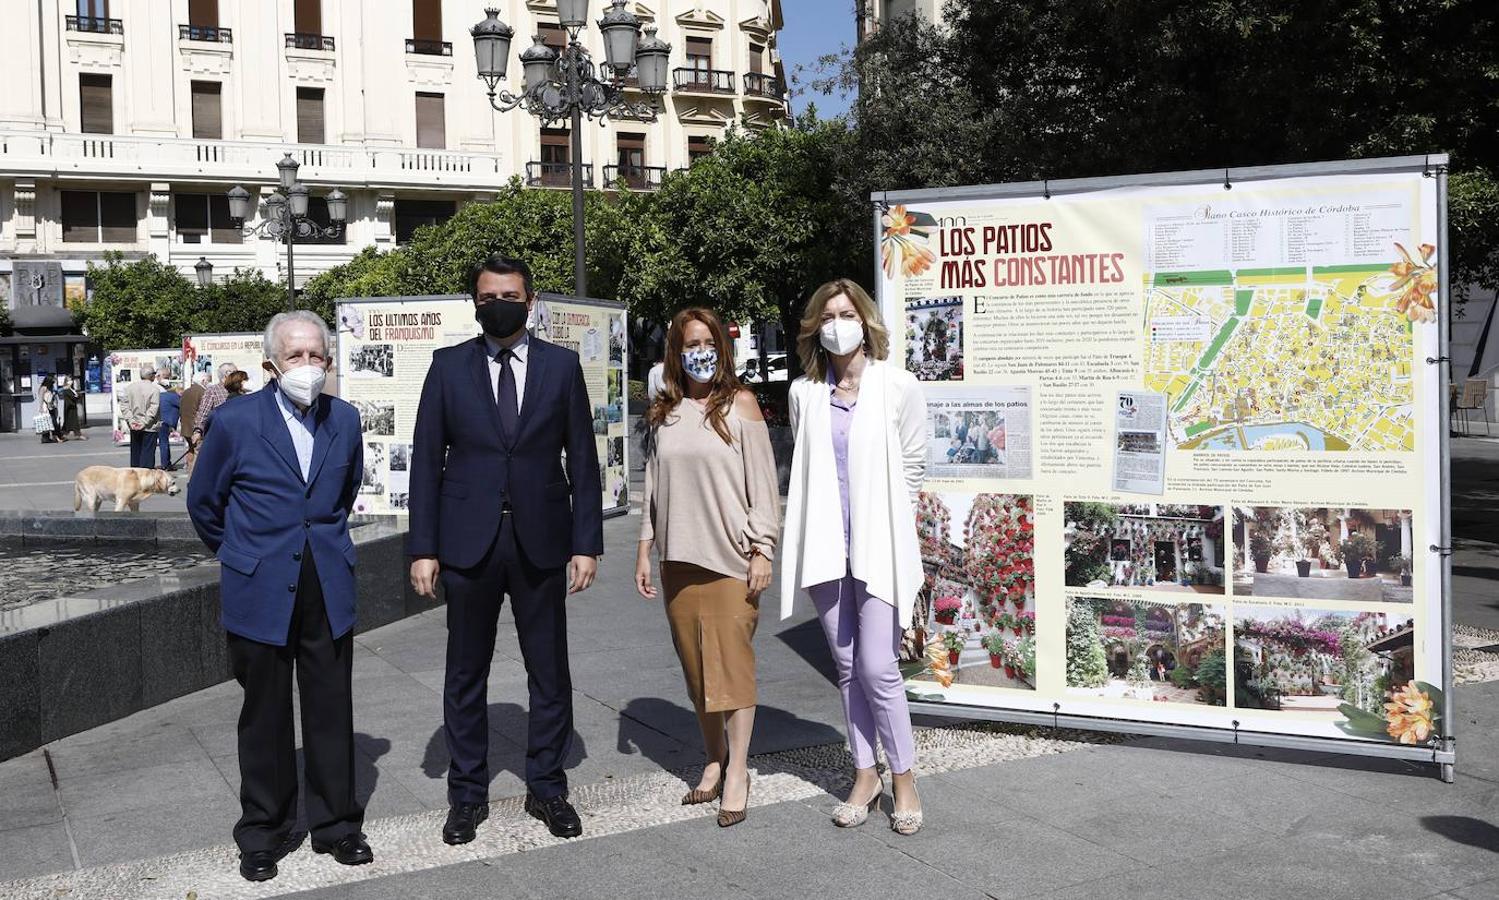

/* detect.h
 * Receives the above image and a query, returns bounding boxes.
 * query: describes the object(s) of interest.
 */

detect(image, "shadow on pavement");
[1421,814,1499,853]
[613,697,845,773]
[772,618,839,686]
[417,703,588,789]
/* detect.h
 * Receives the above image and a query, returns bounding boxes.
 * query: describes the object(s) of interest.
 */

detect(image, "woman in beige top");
[635,307,780,828]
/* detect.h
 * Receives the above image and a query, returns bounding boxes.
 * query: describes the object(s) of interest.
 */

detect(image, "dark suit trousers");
[442,511,572,804]
[226,548,362,853]
[128,429,158,469]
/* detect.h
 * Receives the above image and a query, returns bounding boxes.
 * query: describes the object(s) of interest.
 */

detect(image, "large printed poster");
[336,294,628,517]
[182,333,267,393]
[880,161,1445,751]
[108,349,182,446]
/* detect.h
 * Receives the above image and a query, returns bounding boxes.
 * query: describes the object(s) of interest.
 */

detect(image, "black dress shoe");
[238,850,279,882]
[525,792,582,838]
[443,802,489,845]
[312,833,373,866]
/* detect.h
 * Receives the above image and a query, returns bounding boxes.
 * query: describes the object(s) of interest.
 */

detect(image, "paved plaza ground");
[0,427,1496,897]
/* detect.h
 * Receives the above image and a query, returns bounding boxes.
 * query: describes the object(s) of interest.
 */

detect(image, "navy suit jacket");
[406,335,603,570]
[187,382,364,645]
[159,390,181,429]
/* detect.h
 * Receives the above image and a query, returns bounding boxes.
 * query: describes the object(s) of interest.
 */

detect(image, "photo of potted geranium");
[983,631,1006,668]
[1001,636,1020,679]
[943,630,966,666]
[1340,533,1378,579]
[1019,609,1035,635]
[1018,635,1036,684]
[934,595,961,625]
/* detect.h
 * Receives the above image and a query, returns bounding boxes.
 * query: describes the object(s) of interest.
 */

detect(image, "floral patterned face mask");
[681,347,718,384]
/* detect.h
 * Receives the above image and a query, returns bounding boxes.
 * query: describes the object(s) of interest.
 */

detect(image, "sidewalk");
[0,434,1494,897]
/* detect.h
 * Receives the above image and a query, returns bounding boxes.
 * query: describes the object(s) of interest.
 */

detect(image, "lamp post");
[471,0,670,297]
[225,153,348,311]
[194,256,214,288]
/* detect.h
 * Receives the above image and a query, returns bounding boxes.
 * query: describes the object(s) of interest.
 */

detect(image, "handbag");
[33,411,53,434]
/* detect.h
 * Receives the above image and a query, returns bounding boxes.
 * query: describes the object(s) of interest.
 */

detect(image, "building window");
[61,190,137,243]
[77,0,108,17]
[408,0,445,52]
[294,0,321,36]
[617,132,645,170]
[541,129,570,164]
[415,92,445,149]
[191,81,222,140]
[175,193,241,244]
[79,73,112,134]
[292,197,345,244]
[749,42,765,74]
[394,199,456,243]
[686,36,713,71]
[538,22,566,55]
[188,0,218,27]
[297,87,325,144]
[688,135,714,165]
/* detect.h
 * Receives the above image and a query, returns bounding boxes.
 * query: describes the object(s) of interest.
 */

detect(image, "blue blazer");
[159,390,181,429]
[187,382,364,645]
[406,335,603,570]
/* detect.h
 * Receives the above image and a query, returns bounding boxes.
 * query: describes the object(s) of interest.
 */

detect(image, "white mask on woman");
[819,319,865,356]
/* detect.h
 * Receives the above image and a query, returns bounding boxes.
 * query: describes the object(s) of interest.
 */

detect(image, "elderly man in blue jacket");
[188,310,370,883]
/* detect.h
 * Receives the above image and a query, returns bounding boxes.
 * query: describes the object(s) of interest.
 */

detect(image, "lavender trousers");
[808,570,917,774]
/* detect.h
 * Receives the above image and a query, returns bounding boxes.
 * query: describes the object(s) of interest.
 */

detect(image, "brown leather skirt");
[660,561,759,713]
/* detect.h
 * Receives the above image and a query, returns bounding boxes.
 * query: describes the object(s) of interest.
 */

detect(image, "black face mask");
[475,300,528,339]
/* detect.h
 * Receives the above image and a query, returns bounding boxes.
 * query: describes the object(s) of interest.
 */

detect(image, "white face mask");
[681,348,718,384]
[819,318,865,356]
[271,360,327,407]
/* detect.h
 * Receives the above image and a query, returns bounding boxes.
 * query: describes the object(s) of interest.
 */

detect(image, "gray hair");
[195,370,212,385]
[263,310,332,360]
[140,365,156,378]
[216,362,236,379]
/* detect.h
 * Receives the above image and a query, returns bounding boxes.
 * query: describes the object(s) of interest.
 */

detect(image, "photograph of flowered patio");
[905,297,964,381]
[1232,605,1413,713]
[1065,596,1227,705]
[1233,506,1414,604]
[905,492,1036,690]
[1064,502,1226,593]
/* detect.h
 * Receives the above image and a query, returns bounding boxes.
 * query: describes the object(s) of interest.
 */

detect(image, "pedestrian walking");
[180,371,208,470]
[158,380,182,470]
[186,311,371,883]
[406,254,603,846]
[36,376,61,443]
[121,366,161,467]
[191,362,237,445]
[58,375,86,440]
[635,307,779,828]
[781,278,928,835]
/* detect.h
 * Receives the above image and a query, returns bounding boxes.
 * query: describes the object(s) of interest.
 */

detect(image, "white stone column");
[0,0,47,130]
[335,0,367,143]
[147,183,171,260]
[13,182,38,254]
[1339,509,1350,542]
[235,0,285,139]
[1399,512,1412,559]
[120,0,179,135]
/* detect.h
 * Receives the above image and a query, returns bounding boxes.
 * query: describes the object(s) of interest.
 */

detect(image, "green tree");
[1066,600,1109,689]
[190,269,293,335]
[77,253,201,350]
[301,246,405,318]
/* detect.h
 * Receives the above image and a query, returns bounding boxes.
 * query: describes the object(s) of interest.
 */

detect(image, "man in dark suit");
[407,254,603,845]
[179,371,207,471]
[187,311,372,882]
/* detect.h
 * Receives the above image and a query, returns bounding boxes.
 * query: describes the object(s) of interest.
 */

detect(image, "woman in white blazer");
[781,278,927,835]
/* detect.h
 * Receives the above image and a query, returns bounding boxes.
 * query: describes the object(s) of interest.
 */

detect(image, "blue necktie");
[497,348,519,440]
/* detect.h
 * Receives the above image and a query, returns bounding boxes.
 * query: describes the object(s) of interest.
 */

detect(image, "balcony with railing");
[673,68,736,94]
[405,38,452,56]
[66,15,123,35]
[286,33,335,51]
[526,161,594,189]
[0,131,507,191]
[743,72,784,101]
[179,24,232,43]
[603,164,666,191]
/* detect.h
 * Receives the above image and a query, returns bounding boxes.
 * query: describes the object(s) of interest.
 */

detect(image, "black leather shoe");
[443,802,489,845]
[238,850,278,882]
[525,792,582,838]
[312,833,373,866]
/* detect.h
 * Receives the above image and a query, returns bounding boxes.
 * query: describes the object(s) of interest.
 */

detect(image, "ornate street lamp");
[471,1,671,297]
[226,154,348,311]
[194,256,214,288]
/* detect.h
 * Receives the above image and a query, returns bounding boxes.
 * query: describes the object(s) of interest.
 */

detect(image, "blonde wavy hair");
[796,278,889,381]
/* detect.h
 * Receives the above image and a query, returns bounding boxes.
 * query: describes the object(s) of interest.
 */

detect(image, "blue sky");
[778,1,858,118]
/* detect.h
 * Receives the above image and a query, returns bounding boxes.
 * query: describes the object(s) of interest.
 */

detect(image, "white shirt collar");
[484,330,530,362]
[273,382,316,423]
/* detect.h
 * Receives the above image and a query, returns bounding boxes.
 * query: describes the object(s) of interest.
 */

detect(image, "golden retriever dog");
[74,466,181,513]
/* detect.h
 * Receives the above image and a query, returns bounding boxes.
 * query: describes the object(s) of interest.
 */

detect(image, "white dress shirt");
[484,331,530,412]
[274,385,317,481]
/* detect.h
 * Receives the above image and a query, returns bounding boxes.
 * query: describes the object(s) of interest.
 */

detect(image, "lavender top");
[830,386,856,551]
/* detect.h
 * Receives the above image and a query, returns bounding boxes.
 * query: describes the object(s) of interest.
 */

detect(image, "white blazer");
[780,357,928,626]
